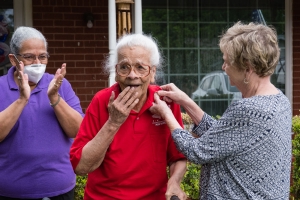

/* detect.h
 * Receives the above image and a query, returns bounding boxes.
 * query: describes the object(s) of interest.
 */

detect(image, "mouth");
[128,84,140,88]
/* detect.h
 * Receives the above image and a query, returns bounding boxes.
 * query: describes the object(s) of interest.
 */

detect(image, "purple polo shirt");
[0,66,84,198]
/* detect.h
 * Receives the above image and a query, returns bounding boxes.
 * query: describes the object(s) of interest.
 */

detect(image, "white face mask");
[23,64,46,84]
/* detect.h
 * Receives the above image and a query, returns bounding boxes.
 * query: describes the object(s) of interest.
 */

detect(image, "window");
[142,0,285,116]
[0,0,13,75]
[0,0,32,75]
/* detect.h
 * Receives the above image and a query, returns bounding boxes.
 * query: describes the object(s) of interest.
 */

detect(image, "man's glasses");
[116,63,151,77]
[16,53,50,62]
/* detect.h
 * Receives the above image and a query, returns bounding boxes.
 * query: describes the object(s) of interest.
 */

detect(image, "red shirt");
[70,83,185,200]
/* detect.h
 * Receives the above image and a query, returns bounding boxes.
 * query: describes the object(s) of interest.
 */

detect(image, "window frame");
[141,0,292,110]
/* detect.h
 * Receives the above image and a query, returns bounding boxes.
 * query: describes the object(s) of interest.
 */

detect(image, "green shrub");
[291,115,300,198]
[181,162,201,200]
[74,175,87,200]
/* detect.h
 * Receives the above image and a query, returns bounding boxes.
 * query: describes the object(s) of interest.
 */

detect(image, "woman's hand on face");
[149,93,173,119]
[107,86,139,127]
[47,63,66,97]
[157,83,189,106]
[17,61,30,102]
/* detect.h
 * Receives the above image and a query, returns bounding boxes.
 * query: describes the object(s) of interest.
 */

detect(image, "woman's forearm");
[74,120,120,175]
[0,98,28,142]
[181,98,205,125]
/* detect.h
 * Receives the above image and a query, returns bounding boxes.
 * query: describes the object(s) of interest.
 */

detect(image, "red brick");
[54,20,75,27]
[63,55,84,61]
[77,94,87,101]
[32,0,42,5]
[77,88,96,94]
[54,48,75,54]
[44,13,63,20]
[66,68,85,74]
[70,81,87,87]
[75,61,97,67]
[86,80,107,87]
[85,54,104,60]
[53,7,72,13]
[34,20,54,27]
[34,6,54,13]
[48,41,64,48]
[33,13,43,19]
[84,67,104,74]
[75,48,95,54]
[55,34,75,40]
[75,34,95,40]
[48,54,65,60]
[44,27,64,33]
[64,27,84,34]
[64,41,80,47]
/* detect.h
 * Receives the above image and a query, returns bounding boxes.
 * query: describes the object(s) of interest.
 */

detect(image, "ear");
[244,63,255,80]
[150,66,156,83]
[8,54,17,66]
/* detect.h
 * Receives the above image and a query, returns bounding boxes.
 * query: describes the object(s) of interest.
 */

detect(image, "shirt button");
[137,117,139,120]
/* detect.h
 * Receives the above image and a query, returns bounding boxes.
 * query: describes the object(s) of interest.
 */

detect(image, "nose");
[222,62,226,71]
[126,67,139,78]
[33,55,42,64]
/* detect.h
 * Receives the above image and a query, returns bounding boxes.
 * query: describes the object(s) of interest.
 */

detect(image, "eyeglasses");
[16,53,50,62]
[116,63,151,77]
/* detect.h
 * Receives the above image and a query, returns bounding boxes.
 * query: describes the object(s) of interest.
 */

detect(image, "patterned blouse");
[173,91,292,200]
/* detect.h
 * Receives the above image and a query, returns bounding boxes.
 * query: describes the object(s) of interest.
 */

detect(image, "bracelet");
[50,94,61,107]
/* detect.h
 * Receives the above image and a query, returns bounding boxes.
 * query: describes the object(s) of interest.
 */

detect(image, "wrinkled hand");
[48,63,66,97]
[149,93,172,119]
[17,61,30,102]
[165,181,187,200]
[107,86,139,126]
[157,83,189,105]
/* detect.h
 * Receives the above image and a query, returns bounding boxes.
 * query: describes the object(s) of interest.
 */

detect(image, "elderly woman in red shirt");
[70,33,187,200]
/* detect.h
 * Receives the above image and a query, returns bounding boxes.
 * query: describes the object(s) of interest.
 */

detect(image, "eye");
[137,65,147,71]
[23,54,35,60]
[118,64,131,71]
[39,54,48,60]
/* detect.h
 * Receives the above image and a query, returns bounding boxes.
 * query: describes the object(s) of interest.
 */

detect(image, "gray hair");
[10,26,48,54]
[104,33,164,82]
[219,21,280,77]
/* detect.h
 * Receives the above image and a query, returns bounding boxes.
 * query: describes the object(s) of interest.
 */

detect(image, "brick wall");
[293,0,300,115]
[32,0,109,112]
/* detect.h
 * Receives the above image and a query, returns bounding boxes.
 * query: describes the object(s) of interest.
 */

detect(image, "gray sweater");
[173,91,292,200]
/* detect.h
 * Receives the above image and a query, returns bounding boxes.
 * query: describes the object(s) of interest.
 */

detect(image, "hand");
[149,93,173,119]
[107,86,139,126]
[165,181,187,200]
[17,61,30,102]
[48,63,66,100]
[157,83,190,106]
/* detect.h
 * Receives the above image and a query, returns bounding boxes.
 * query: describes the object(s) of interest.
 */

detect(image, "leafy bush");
[181,162,201,200]
[291,115,300,198]
[74,175,87,200]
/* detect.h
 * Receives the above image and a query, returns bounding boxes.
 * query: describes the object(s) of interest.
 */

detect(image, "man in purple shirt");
[0,26,84,199]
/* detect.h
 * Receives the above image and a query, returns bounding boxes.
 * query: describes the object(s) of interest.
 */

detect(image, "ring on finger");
[54,83,58,87]
[17,76,21,80]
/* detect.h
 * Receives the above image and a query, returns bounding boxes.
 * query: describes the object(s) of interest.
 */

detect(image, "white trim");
[13,0,32,28]
[108,0,117,86]
[134,0,142,34]
[285,0,293,105]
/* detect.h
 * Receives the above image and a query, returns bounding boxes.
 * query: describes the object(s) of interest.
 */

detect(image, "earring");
[244,78,249,84]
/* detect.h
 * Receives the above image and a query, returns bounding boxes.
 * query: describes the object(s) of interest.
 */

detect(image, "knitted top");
[173,91,292,199]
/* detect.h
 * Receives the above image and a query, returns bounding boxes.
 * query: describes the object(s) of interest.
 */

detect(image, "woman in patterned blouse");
[150,21,292,200]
